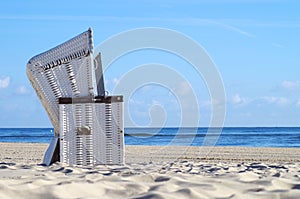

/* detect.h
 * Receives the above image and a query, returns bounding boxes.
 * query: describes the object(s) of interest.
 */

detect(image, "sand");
[0,143,300,198]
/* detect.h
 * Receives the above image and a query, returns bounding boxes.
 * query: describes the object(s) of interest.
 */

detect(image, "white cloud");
[172,81,198,109]
[276,98,289,105]
[262,96,289,106]
[271,42,285,48]
[172,81,193,96]
[296,99,300,108]
[0,77,10,89]
[232,94,247,105]
[16,86,30,95]
[281,80,299,90]
[230,94,291,107]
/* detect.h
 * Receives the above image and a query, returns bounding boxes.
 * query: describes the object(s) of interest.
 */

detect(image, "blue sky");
[0,0,299,127]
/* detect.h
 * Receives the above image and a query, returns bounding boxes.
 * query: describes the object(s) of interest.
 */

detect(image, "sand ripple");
[1,144,300,198]
[0,160,299,199]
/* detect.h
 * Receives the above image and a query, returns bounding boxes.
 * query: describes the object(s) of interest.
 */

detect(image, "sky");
[0,0,299,127]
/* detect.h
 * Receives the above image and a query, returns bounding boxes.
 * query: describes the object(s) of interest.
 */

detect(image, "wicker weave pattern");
[27,29,93,71]
[59,100,124,165]
[27,29,95,135]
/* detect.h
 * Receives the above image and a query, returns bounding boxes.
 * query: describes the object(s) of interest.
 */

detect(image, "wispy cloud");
[219,18,300,29]
[0,15,255,38]
[232,94,244,104]
[211,21,255,38]
[230,93,292,107]
[15,86,30,95]
[172,81,193,96]
[281,80,299,91]
[231,94,249,105]
[296,99,300,108]
[0,76,10,89]
[271,42,285,48]
[262,96,290,106]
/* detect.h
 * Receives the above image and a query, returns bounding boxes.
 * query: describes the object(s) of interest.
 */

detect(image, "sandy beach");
[0,143,300,198]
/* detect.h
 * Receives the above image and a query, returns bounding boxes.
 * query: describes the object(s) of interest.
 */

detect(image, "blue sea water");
[0,127,299,148]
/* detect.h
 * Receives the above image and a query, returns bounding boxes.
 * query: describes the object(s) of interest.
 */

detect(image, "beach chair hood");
[27,29,95,135]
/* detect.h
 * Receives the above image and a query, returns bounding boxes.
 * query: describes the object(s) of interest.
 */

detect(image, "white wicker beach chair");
[27,28,95,135]
[27,29,124,166]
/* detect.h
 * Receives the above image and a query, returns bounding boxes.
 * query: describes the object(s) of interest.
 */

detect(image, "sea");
[0,127,299,148]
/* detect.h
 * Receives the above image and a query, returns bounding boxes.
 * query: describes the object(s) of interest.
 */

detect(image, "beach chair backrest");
[27,29,95,135]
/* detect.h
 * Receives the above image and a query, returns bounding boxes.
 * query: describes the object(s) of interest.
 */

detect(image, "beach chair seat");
[59,96,124,165]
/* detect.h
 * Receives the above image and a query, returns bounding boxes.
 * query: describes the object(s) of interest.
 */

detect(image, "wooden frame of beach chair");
[27,28,124,166]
